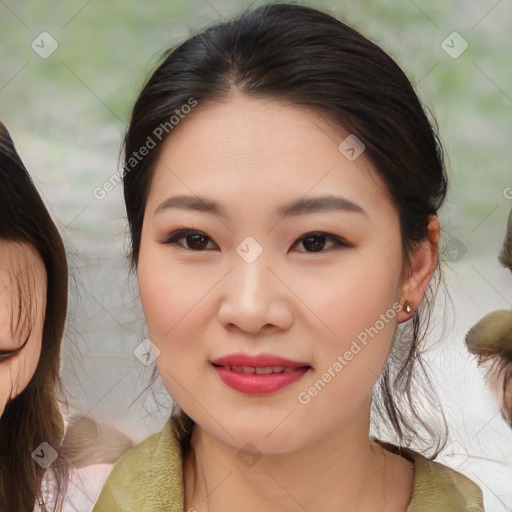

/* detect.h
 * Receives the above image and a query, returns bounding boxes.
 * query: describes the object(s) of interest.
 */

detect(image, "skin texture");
[0,240,46,417]
[137,95,439,511]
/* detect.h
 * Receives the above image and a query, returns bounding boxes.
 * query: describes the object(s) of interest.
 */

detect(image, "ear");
[397,214,440,323]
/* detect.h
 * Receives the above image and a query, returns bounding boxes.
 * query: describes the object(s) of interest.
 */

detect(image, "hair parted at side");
[121,2,449,457]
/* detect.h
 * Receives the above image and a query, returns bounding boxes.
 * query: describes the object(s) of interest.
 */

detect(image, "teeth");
[255,366,274,374]
[221,365,301,374]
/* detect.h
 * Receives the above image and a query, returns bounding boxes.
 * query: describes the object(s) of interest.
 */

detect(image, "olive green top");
[92,419,484,512]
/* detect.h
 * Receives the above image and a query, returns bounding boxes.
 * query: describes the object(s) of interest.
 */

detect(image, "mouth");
[210,352,311,369]
[210,354,312,395]
[212,364,310,374]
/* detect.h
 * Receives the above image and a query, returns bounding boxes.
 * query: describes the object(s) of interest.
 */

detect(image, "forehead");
[147,95,393,218]
[0,241,46,342]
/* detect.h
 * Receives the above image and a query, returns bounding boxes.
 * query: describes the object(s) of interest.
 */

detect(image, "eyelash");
[0,333,30,363]
[160,229,349,253]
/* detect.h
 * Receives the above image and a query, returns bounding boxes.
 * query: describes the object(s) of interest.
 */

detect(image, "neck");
[183,401,413,512]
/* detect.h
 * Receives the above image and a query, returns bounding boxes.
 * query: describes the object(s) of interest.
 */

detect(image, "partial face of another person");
[0,240,46,417]
[137,95,432,454]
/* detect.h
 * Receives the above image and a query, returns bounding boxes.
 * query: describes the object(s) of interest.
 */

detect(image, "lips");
[210,353,311,395]
[211,353,311,369]
[216,365,298,374]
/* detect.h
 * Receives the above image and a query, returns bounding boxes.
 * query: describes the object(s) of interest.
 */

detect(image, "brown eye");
[162,229,217,251]
[160,229,349,253]
[293,232,348,253]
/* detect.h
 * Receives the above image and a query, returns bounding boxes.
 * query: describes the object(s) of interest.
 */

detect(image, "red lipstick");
[210,353,311,395]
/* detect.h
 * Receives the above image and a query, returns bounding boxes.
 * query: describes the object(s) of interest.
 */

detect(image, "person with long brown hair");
[0,120,69,510]
[0,122,134,511]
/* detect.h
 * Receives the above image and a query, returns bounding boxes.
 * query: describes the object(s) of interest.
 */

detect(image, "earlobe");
[398,215,440,323]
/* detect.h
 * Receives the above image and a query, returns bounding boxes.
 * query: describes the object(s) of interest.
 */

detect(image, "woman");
[0,122,131,511]
[0,121,69,510]
[94,3,484,510]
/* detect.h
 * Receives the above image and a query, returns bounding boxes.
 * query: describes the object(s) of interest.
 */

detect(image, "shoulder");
[412,456,484,511]
[92,419,184,512]
[399,446,484,511]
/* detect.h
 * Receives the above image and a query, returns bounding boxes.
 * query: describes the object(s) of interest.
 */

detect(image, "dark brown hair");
[122,3,449,457]
[0,122,69,511]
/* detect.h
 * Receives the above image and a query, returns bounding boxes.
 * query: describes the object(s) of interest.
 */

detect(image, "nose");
[217,252,293,335]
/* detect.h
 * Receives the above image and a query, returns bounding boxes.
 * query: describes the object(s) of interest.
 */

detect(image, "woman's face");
[137,95,429,453]
[0,240,46,417]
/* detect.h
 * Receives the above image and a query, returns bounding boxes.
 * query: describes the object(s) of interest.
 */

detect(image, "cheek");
[0,340,42,417]
[139,273,210,412]
[138,254,210,342]
[0,307,42,417]
[298,250,402,408]
[300,255,401,347]
[137,251,215,387]
[10,354,38,396]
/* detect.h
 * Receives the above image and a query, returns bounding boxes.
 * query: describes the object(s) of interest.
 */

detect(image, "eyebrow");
[155,194,367,218]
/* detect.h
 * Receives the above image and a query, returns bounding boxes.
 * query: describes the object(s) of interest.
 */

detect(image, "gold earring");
[405,301,413,314]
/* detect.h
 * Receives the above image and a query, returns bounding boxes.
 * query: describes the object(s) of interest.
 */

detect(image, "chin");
[199,420,307,456]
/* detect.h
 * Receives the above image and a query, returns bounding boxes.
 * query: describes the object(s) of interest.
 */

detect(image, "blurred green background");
[1,1,511,510]
[1,0,511,252]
